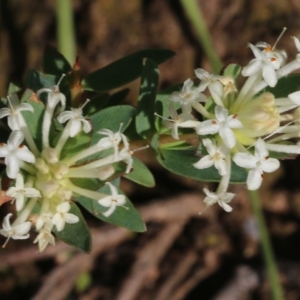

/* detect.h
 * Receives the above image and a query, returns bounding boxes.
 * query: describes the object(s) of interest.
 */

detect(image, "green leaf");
[124,157,155,187]
[60,130,92,160]
[84,93,110,116]
[265,74,300,98]
[106,88,130,108]
[136,58,159,139]
[25,70,70,104]
[157,148,247,183]
[25,70,57,93]
[222,63,241,80]
[8,82,21,95]
[82,49,175,92]
[76,185,146,232]
[43,45,72,75]
[54,202,92,252]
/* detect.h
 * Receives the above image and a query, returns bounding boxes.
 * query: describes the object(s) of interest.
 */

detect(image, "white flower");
[97,127,129,158]
[34,227,55,252]
[193,139,228,176]
[52,202,79,231]
[36,213,53,231]
[196,105,243,149]
[37,74,66,110]
[170,79,207,113]
[98,182,127,217]
[57,105,91,137]
[233,139,280,190]
[0,131,35,178]
[242,43,286,87]
[194,69,223,97]
[163,104,200,140]
[0,213,31,247]
[6,173,41,211]
[0,94,33,130]
[203,188,234,212]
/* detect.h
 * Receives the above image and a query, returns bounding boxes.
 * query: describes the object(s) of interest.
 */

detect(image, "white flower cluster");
[0,77,132,251]
[162,35,300,212]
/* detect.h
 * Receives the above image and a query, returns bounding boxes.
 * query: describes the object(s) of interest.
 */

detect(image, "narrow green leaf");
[157,148,247,183]
[43,45,72,75]
[76,185,146,232]
[265,74,300,98]
[54,202,92,252]
[82,49,175,92]
[124,157,155,187]
[136,58,159,139]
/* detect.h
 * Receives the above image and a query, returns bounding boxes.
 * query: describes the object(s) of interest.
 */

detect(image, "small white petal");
[233,153,257,169]
[98,196,113,207]
[64,213,79,224]
[57,201,71,213]
[288,91,300,105]
[261,158,280,173]
[262,63,277,87]
[0,108,11,119]
[69,120,81,137]
[247,169,263,190]
[242,60,262,77]
[193,156,214,169]
[57,111,74,123]
[197,120,220,135]
[219,127,236,148]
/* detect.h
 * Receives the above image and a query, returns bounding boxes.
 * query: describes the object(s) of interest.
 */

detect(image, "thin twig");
[115,220,188,300]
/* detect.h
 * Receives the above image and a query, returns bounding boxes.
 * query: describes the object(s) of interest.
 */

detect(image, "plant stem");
[249,190,284,300]
[180,0,222,73]
[56,0,76,65]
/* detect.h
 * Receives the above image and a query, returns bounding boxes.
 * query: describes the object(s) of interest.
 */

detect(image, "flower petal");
[247,168,263,190]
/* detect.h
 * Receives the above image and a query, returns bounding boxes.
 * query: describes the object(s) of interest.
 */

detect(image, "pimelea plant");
[1,32,300,253]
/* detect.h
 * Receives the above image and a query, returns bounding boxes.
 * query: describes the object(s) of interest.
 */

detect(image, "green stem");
[249,190,284,300]
[56,0,76,65]
[180,0,222,73]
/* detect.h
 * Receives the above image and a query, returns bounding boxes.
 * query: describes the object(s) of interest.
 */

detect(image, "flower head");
[170,79,207,113]
[52,202,79,231]
[203,188,234,212]
[34,227,55,252]
[0,131,35,178]
[0,94,33,131]
[163,104,200,140]
[196,105,243,149]
[233,139,280,190]
[98,182,127,217]
[57,99,91,137]
[6,173,41,211]
[0,213,31,247]
[242,43,286,87]
[193,139,229,176]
